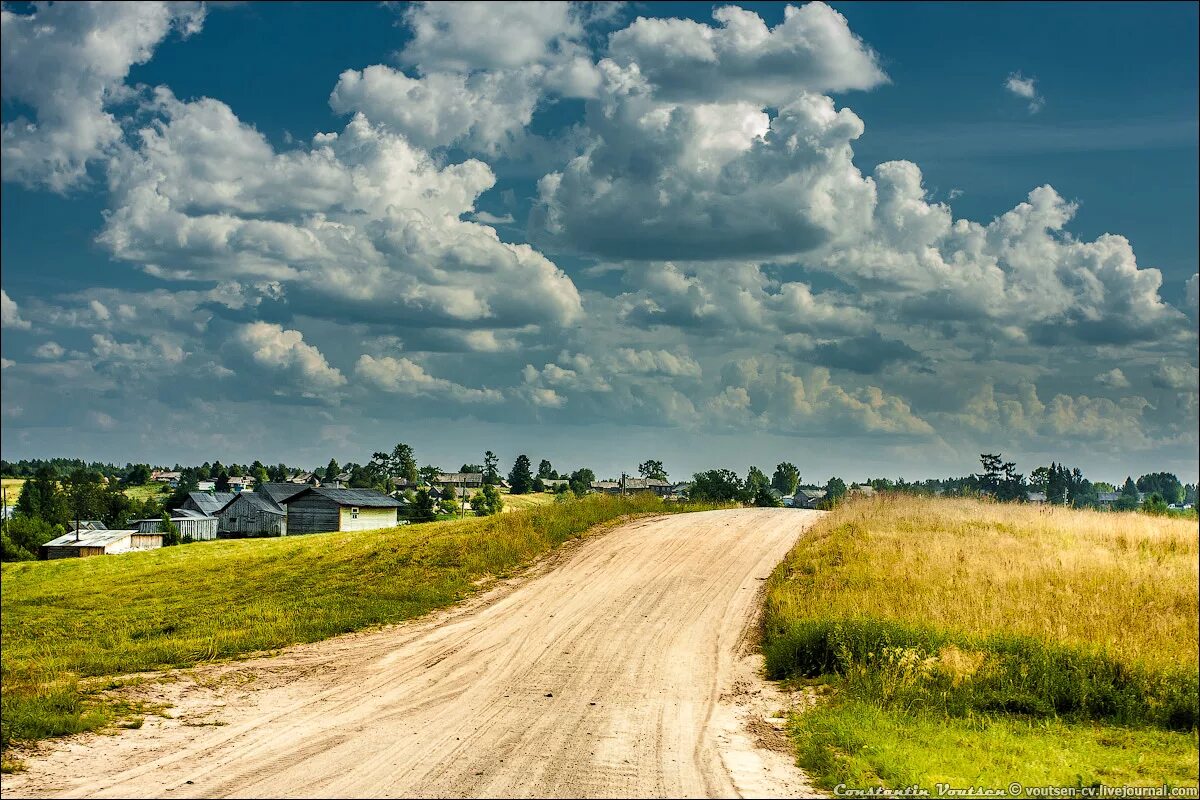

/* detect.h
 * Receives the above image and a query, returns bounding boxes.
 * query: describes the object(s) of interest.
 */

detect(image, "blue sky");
[1,1,1197,483]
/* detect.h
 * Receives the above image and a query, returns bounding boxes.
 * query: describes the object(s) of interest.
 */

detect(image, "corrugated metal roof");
[259,483,308,504]
[187,492,236,515]
[282,487,403,508]
[175,508,217,519]
[44,529,139,548]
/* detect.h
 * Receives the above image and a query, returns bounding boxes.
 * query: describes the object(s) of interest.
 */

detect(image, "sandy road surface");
[4,509,820,799]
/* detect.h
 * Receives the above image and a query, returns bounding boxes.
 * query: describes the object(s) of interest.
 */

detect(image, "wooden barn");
[177,491,236,517]
[136,510,220,540]
[41,529,162,559]
[280,488,401,535]
[216,491,287,537]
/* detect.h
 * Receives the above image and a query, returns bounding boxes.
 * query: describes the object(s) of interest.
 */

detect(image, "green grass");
[121,482,170,502]
[764,495,1199,792]
[791,699,1198,789]
[1,493,716,753]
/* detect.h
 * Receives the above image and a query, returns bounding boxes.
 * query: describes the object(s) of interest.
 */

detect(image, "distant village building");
[280,488,402,534]
[792,489,827,509]
[178,491,236,517]
[541,478,570,491]
[848,485,876,498]
[590,477,673,496]
[435,473,484,490]
[1026,492,1048,504]
[135,511,220,540]
[196,480,216,492]
[287,472,321,486]
[226,475,256,492]
[41,529,162,559]
[151,470,181,484]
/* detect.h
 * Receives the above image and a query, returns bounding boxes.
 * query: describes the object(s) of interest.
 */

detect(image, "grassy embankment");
[764,495,1199,790]
[1,493,711,764]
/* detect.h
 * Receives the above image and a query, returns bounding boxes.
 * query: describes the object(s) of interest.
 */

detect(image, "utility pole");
[621,472,626,497]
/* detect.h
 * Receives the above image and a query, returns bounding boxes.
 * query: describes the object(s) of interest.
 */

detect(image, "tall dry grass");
[763,494,1199,730]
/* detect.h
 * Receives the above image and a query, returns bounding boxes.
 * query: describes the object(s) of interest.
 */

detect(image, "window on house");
[350,506,359,519]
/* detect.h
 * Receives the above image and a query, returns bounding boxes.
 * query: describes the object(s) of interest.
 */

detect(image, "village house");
[135,510,220,540]
[150,470,181,484]
[287,472,321,486]
[177,491,236,517]
[435,472,483,490]
[791,488,827,509]
[280,487,402,534]
[590,477,673,496]
[41,528,163,559]
[541,478,569,491]
[196,480,216,492]
[226,475,256,492]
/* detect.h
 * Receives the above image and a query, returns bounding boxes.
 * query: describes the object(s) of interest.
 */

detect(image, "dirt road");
[5,509,820,798]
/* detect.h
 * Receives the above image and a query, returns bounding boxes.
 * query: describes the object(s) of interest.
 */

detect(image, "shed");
[178,491,236,517]
[281,487,402,535]
[217,491,286,536]
[41,529,162,559]
[136,513,220,540]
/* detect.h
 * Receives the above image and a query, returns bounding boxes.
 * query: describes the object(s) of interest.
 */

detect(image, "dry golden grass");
[768,494,1199,672]
[765,494,1199,790]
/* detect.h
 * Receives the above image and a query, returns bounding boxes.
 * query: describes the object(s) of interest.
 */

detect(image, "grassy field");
[764,495,1199,791]
[1,493,713,759]
[499,491,558,512]
[1,478,25,502]
[121,482,170,502]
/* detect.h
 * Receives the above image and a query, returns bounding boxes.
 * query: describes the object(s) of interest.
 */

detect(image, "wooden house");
[41,529,162,559]
[434,472,483,490]
[216,491,287,536]
[280,488,402,534]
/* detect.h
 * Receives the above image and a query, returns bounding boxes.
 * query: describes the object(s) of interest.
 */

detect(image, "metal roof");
[282,487,403,508]
[174,508,217,520]
[44,529,140,548]
[259,482,309,504]
[186,491,236,515]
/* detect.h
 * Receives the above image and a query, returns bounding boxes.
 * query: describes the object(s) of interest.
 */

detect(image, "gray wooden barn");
[216,491,287,536]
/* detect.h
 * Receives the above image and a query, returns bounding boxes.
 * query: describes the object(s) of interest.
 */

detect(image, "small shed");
[217,491,286,536]
[281,487,402,535]
[41,529,162,559]
[136,512,220,540]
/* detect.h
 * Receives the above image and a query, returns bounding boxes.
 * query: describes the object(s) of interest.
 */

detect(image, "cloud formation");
[0,1,1195,477]
[1,1,205,191]
[1004,72,1044,113]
